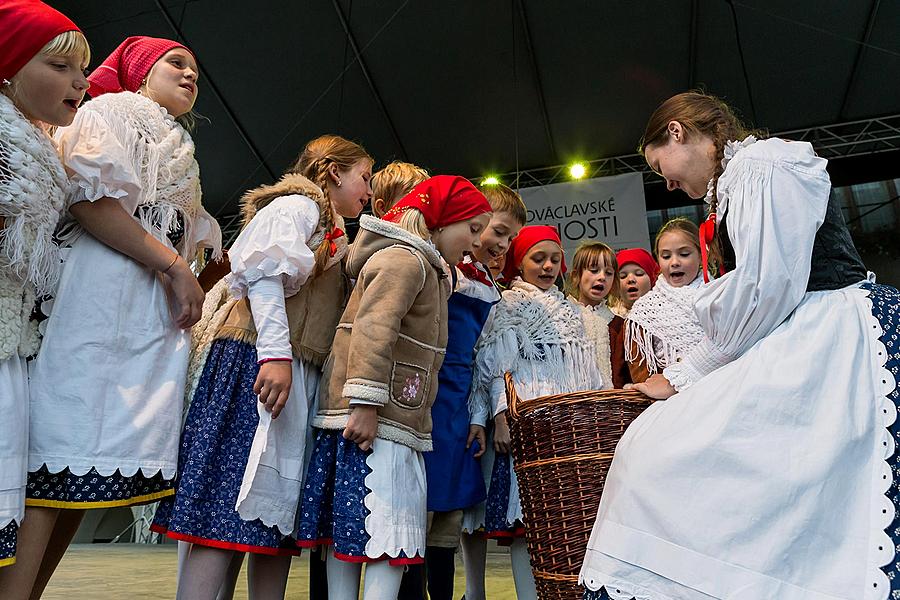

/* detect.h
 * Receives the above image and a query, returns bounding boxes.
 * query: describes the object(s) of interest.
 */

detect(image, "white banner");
[518,172,650,258]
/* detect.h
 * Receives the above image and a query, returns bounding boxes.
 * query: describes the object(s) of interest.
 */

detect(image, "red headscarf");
[87,36,193,97]
[502,224,566,282]
[616,247,659,286]
[383,175,491,230]
[0,0,80,82]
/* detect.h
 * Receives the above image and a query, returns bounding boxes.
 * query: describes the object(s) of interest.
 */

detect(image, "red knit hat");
[383,175,492,230]
[87,36,193,97]
[616,247,659,286]
[502,224,566,282]
[0,0,80,82]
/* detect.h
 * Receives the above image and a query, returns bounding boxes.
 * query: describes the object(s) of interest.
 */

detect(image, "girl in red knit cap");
[0,2,89,593]
[19,35,221,596]
[464,225,604,600]
[296,175,491,598]
[610,247,658,317]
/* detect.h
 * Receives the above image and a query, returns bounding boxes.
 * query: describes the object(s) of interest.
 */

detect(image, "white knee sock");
[362,560,404,600]
[510,538,537,600]
[176,546,239,600]
[326,547,362,600]
[460,532,487,600]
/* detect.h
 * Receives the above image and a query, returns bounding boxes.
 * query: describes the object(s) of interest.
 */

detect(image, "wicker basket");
[505,372,654,599]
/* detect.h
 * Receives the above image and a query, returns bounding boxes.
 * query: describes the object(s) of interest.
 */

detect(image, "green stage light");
[569,162,587,179]
[482,176,500,186]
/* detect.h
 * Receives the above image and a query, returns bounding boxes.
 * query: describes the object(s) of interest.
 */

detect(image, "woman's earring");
[1,79,10,87]
[336,180,342,187]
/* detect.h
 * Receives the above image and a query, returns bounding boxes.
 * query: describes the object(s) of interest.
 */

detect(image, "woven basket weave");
[505,372,654,599]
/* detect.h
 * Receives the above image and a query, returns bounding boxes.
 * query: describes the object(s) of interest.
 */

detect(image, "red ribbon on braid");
[698,212,719,283]
[324,228,345,257]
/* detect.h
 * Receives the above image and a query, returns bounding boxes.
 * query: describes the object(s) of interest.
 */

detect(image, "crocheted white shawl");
[0,93,68,296]
[574,299,615,390]
[61,91,221,262]
[0,94,70,360]
[471,278,604,416]
[625,274,706,374]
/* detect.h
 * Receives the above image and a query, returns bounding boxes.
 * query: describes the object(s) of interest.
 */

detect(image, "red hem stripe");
[295,537,333,549]
[160,530,301,557]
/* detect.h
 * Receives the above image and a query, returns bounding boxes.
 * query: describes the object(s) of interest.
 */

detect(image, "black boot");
[397,563,426,600]
[425,546,456,600]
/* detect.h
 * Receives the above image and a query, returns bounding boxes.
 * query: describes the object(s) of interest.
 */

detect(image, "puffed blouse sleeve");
[663,139,831,391]
[225,194,318,299]
[54,108,143,213]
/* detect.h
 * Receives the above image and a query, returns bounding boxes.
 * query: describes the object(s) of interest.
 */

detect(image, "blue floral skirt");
[151,338,298,556]
[484,453,525,544]
[0,521,16,567]
[297,429,423,565]
[25,465,174,508]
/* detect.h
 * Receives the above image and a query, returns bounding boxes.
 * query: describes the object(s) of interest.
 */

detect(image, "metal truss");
[491,114,900,190]
[217,114,900,244]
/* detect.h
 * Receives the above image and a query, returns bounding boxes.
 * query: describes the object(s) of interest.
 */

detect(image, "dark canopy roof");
[54,0,900,222]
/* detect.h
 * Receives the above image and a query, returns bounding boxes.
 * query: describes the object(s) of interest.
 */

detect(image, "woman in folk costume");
[296,175,492,599]
[466,225,605,600]
[152,135,373,600]
[624,218,706,380]
[0,0,89,587]
[581,91,900,600]
[19,35,221,596]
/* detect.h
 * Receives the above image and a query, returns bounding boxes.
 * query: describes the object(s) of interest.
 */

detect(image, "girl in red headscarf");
[296,175,491,598]
[19,35,221,596]
[0,1,88,590]
[464,225,604,600]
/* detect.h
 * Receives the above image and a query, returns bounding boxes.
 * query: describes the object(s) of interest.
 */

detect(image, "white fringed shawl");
[575,300,615,390]
[470,278,604,417]
[625,274,706,374]
[0,94,69,359]
[59,91,221,262]
[0,94,68,296]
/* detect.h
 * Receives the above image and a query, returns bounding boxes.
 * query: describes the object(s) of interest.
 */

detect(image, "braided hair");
[288,135,372,276]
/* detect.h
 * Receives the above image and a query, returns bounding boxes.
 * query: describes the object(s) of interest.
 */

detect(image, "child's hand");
[627,373,676,400]
[162,257,205,328]
[344,405,378,451]
[493,412,511,454]
[254,360,292,418]
[466,424,486,458]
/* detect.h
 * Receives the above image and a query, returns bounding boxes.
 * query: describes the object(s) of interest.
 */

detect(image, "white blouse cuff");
[247,276,292,362]
[663,339,733,392]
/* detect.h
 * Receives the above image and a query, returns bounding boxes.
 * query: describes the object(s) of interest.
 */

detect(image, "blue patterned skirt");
[583,283,900,600]
[0,521,16,567]
[151,338,298,556]
[297,429,423,565]
[484,453,525,544]
[25,465,174,508]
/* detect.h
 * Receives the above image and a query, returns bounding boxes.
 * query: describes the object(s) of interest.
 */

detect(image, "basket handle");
[504,371,521,420]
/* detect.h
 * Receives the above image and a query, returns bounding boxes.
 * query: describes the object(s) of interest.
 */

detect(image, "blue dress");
[424,270,498,513]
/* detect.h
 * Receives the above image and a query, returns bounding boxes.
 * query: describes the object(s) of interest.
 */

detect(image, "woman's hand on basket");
[493,412,511,454]
[627,373,676,400]
[344,405,378,451]
[467,424,487,458]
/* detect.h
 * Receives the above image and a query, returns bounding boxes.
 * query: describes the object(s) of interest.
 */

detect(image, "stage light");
[482,176,500,186]
[569,162,587,179]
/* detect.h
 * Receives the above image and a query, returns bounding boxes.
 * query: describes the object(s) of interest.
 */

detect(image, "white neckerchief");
[0,93,69,296]
[625,274,706,374]
[574,298,615,389]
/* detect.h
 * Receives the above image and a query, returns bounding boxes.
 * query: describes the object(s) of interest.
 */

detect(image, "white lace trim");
[580,572,670,600]
[861,279,897,600]
[625,275,705,374]
[28,459,175,480]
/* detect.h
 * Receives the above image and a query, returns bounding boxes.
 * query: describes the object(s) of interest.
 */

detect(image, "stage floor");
[42,543,518,599]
